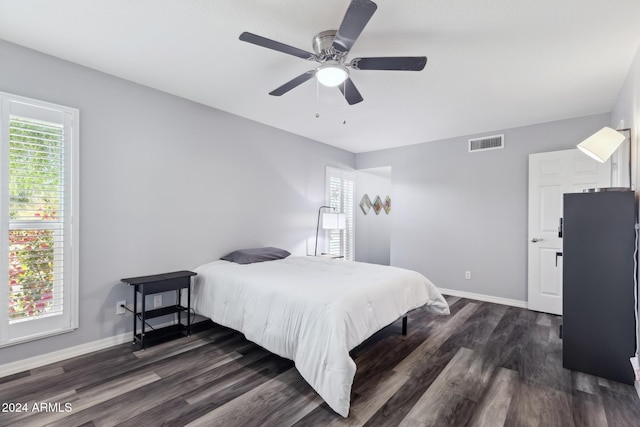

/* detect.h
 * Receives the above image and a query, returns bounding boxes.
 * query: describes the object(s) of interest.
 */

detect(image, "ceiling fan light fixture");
[316,63,349,87]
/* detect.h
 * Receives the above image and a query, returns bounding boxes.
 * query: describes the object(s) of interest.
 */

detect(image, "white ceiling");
[1,0,640,153]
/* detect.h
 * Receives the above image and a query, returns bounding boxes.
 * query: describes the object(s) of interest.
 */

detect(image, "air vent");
[468,134,504,152]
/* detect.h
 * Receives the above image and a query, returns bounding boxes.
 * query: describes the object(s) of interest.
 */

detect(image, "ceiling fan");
[239,0,427,105]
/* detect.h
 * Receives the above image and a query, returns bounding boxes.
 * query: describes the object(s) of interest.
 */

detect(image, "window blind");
[326,167,355,260]
[8,116,65,322]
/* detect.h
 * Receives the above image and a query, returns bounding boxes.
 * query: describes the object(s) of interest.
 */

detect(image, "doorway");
[527,149,610,314]
[355,167,392,265]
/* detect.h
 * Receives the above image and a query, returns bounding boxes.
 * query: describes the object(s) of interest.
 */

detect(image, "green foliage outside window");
[9,229,55,320]
[8,117,62,321]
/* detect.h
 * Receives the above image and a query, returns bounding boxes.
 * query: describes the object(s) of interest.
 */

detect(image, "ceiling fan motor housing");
[312,30,345,62]
[313,30,337,54]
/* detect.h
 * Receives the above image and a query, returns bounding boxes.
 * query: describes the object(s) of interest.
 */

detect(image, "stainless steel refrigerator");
[562,189,636,384]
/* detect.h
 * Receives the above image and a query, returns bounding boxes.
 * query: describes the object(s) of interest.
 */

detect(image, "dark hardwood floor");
[2,296,640,426]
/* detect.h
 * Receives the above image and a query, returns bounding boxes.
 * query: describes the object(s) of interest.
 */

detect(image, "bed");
[190,252,449,417]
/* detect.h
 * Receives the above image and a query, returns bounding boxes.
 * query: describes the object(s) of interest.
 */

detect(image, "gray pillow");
[220,247,291,264]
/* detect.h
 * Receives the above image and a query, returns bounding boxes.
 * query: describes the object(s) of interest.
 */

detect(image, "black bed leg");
[401,316,407,336]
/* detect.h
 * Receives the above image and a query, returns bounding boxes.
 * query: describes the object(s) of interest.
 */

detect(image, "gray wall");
[612,43,640,190]
[0,39,354,365]
[355,168,391,265]
[356,113,610,302]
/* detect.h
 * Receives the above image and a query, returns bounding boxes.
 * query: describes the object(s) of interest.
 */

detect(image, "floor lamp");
[314,205,346,256]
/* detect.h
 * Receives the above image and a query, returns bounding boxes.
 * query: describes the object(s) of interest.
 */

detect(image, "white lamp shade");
[577,127,626,163]
[322,212,346,230]
[316,64,349,87]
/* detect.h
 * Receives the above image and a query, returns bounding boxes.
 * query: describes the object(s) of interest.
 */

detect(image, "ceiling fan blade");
[338,78,364,105]
[332,0,378,53]
[350,56,427,71]
[240,32,315,60]
[269,71,315,96]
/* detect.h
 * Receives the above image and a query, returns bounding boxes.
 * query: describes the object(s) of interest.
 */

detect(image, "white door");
[528,149,611,314]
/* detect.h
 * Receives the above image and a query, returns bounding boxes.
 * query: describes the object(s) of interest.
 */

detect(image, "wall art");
[359,194,372,215]
[373,195,383,215]
[384,195,391,214]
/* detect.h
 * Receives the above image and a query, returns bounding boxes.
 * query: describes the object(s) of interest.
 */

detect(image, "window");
[326,167,355,260]
[0,92,78,347]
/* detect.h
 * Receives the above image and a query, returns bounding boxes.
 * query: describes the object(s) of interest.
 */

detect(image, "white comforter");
[191,256,449,417]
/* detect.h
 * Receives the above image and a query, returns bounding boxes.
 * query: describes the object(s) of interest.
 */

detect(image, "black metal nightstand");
[121,270,197,349]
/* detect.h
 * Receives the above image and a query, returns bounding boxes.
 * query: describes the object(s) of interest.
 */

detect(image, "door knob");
[531,238,543,242]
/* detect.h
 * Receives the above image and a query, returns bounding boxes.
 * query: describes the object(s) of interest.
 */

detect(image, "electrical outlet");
[465,271,471,280]
[154,295,162,308]
[116,300,126,315]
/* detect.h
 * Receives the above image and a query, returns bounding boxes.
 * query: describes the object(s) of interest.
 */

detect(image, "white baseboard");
[0,317,197,379]
[438,287,528,309]
[0,331,132,378]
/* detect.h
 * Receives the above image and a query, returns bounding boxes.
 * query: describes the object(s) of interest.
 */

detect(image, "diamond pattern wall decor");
[359,194,372,215]
[373,195,383,215]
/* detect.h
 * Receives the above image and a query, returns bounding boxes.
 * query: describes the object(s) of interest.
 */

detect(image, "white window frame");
[0,92,79,347]
[325,167,355,260]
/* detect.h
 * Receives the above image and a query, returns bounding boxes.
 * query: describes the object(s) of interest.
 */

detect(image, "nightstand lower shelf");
[134,324,189,347]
